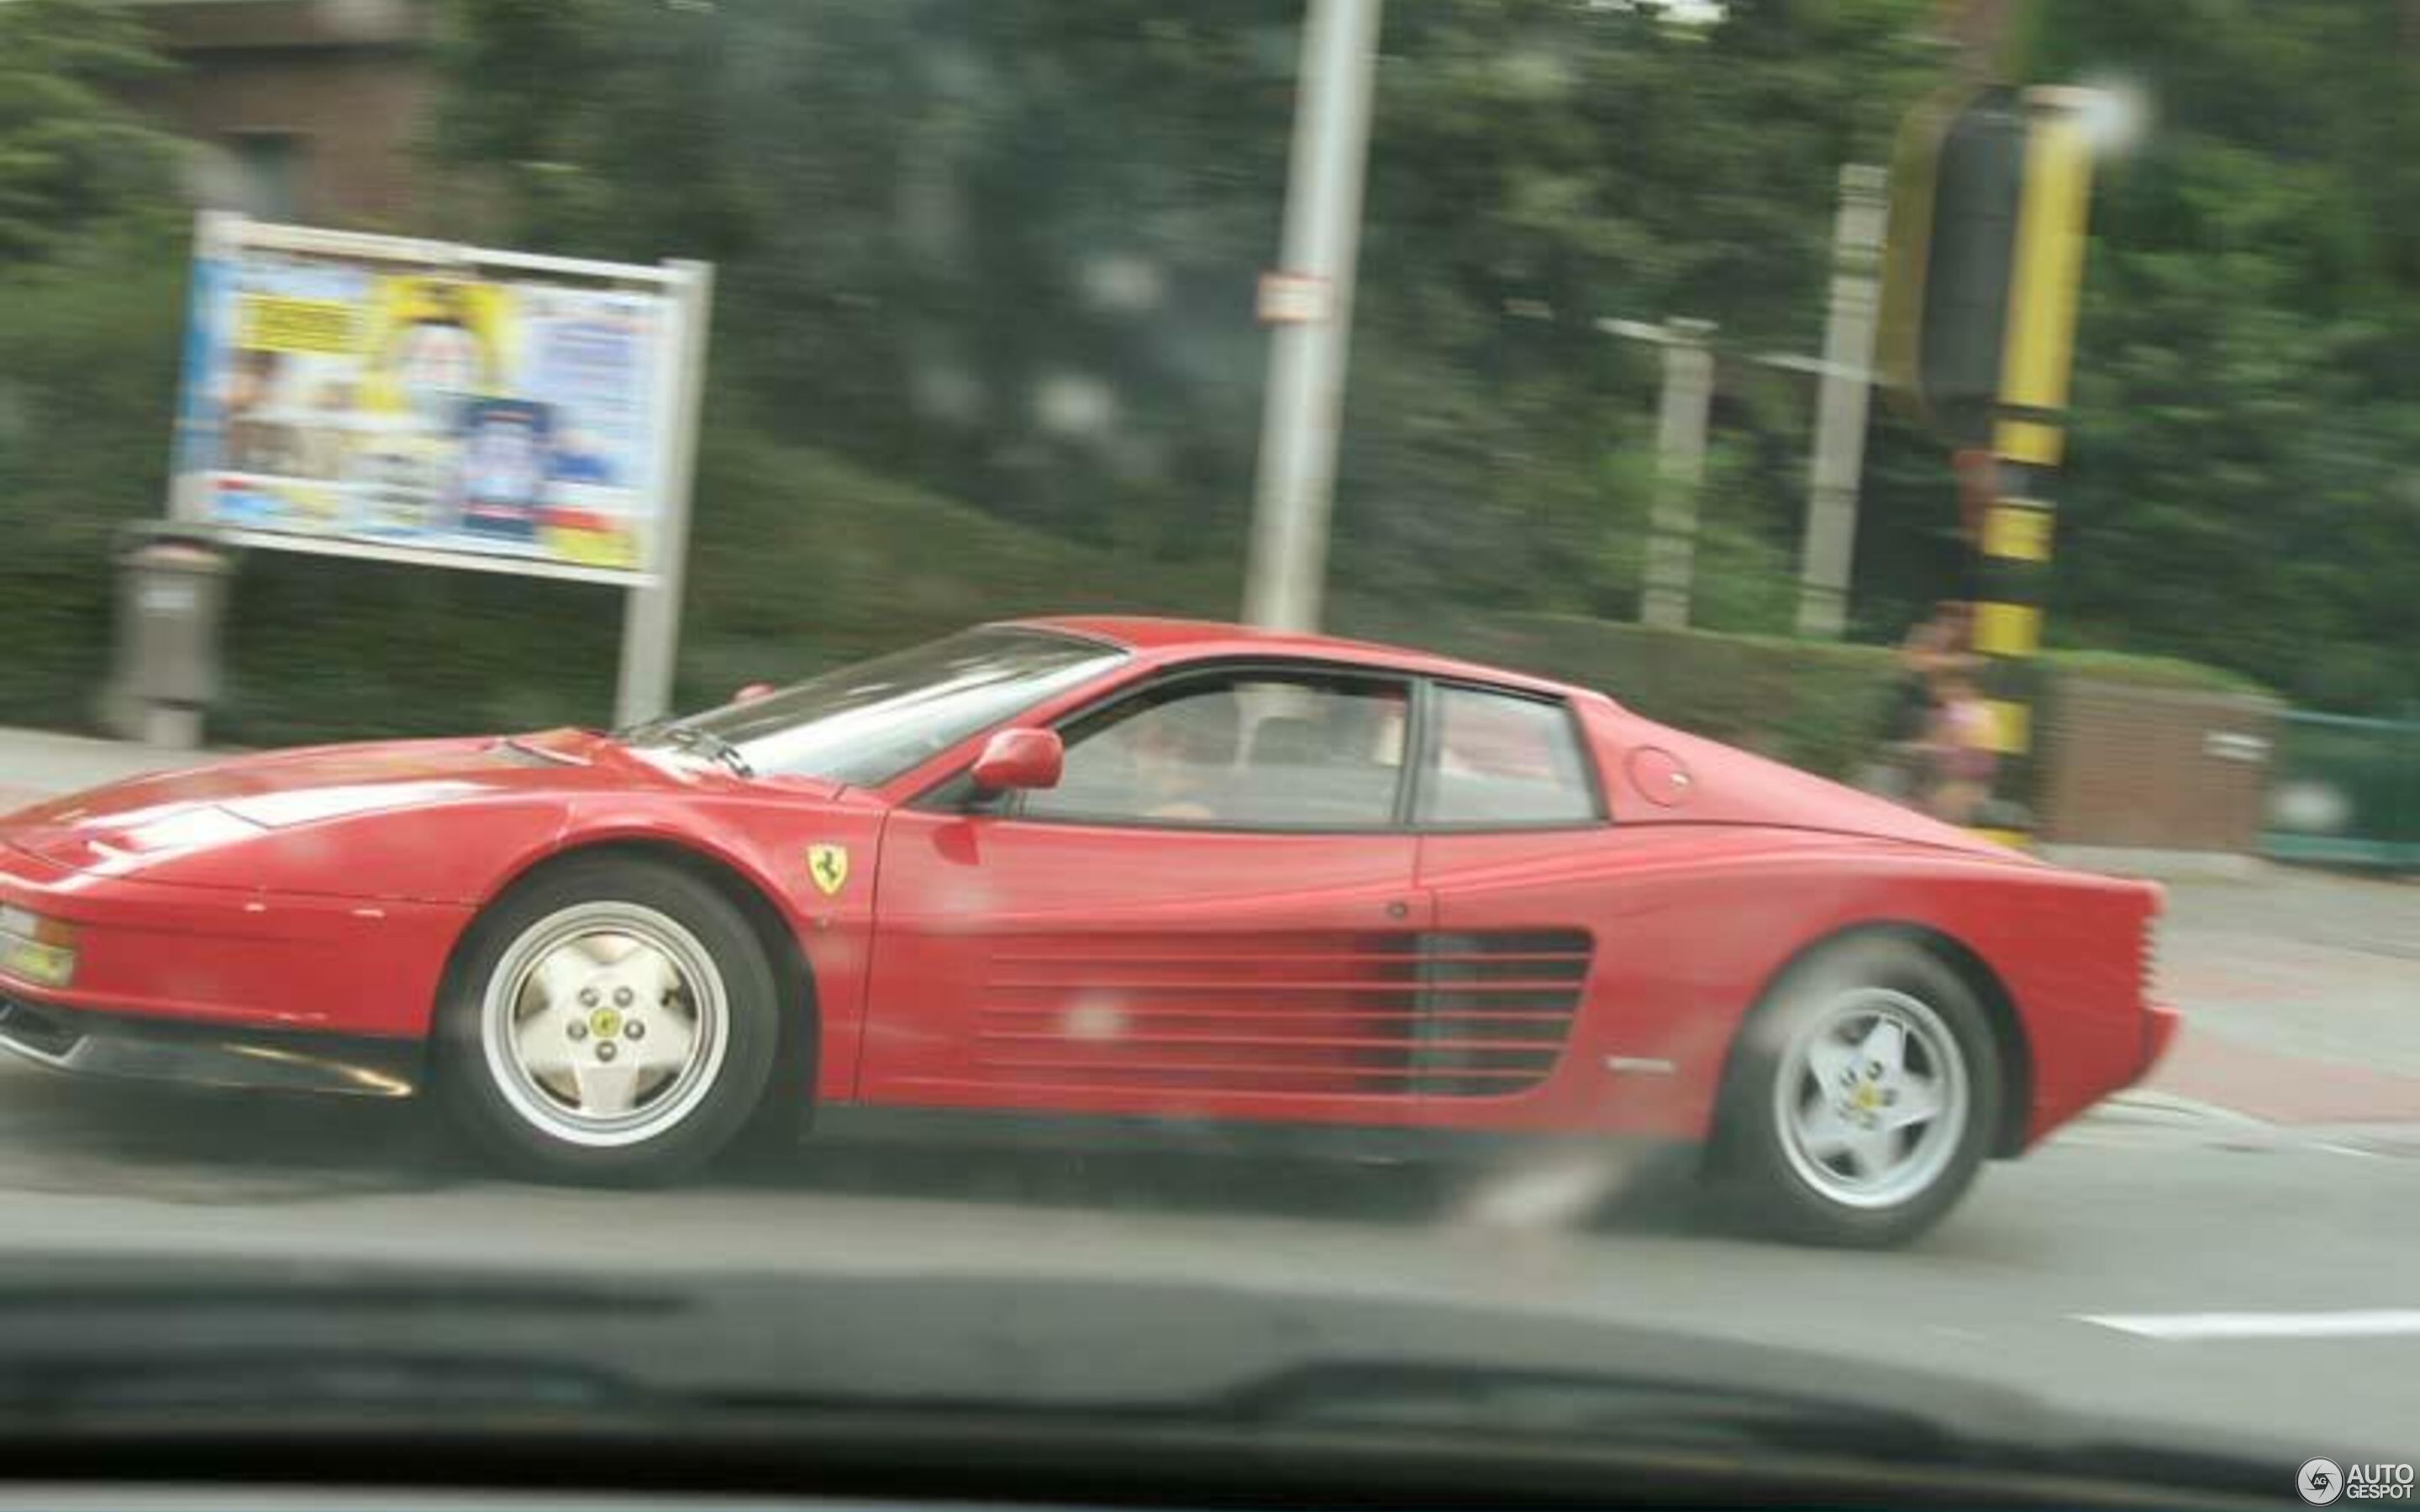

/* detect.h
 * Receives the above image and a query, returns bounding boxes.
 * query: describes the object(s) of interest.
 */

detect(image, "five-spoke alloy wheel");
[439,857,781,1184]
[1712,940,2002,1247]
[1772,987,1969,1211]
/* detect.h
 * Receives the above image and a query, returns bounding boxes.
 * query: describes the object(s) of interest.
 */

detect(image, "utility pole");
[1640,317,1715,630]
[1241,0,1386,632]
[1794,164,1888,639]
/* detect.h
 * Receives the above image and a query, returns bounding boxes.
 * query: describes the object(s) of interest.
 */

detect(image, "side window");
[1022,672,1410,829]
[1417,686,1599,827]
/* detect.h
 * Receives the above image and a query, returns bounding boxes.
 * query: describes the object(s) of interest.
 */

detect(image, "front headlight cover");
[0,907,77,989]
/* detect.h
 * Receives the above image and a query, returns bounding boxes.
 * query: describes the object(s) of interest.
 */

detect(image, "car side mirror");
[971,727,1062,793]
[734,682,777,705]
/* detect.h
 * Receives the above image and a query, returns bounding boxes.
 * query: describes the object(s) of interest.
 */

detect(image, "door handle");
[1385,900,1411,921]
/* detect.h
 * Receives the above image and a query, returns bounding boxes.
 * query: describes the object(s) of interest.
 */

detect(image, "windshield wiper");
[650,722,755,778]
[2,1348,650,1416]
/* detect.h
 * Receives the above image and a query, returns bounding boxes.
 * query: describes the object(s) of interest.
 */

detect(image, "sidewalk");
[0,728,224,814]
[2,725,2414,1126]
[2133,864,2420,1122]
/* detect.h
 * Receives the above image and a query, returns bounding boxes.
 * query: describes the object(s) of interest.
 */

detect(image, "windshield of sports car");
[3,0,2417,1502]
[623,627,1126,785]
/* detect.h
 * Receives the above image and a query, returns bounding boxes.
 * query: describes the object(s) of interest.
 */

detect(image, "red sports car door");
[859,667,1449,1123]
[1406,683,1617,1130]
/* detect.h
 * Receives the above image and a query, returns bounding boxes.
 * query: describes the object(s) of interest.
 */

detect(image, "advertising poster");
[173,234,671,578]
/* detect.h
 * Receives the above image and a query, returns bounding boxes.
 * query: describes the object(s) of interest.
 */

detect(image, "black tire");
[1707,937,2002,1248]
[435,856,781,1186]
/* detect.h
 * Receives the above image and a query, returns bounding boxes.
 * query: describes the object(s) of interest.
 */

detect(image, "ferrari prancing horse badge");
[807,843,850,896]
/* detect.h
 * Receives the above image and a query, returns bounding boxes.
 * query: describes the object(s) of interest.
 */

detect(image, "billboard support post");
[615,258,713,728]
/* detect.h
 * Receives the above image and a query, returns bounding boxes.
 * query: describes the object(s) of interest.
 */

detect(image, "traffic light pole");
[1970,88,2097,847]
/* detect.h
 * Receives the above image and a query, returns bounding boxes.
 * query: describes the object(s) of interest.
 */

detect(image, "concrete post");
[1795,163,1889,639]
[1641,317,1714,630]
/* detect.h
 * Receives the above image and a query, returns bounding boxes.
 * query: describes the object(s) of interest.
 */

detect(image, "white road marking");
[2077,1310,2420,1341]
[2317,1142,2388,1159]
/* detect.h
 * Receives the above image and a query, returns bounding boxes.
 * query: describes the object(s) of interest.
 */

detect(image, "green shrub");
[0,221,190,727]
[1332,612,2277,781]
[199,428,1228,744]
[0,222,2269,758]
[2039,648,2274,696]
[1369,612,1899,779]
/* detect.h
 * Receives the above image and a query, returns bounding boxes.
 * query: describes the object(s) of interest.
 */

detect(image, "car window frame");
[908,658,1612,837]
[1405,677,1611,834]
[993,659,1420,835]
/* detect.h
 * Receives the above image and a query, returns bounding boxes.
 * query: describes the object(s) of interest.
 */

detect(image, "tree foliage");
[0,0,180,263]
[428,0,1939,625]
[2014,0,2420,712]
[0,1,189,718]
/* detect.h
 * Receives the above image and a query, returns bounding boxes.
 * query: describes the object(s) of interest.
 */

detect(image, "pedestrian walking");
[1861,601,1969,803]
[1923,667,1997,825]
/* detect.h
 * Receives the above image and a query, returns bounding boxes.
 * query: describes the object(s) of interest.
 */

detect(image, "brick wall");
[2038,680,2282,851]
[129,0,440,232]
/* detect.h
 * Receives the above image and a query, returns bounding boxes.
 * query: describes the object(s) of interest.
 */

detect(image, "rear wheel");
[437,858,779,1184]
[1710,940,2002,1247]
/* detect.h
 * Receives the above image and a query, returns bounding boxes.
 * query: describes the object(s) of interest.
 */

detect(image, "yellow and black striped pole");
[1970,87,2097,849]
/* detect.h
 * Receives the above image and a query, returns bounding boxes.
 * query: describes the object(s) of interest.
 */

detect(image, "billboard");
[172,219,689,580]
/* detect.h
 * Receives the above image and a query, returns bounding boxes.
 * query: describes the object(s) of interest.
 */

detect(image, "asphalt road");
[0,1053,2412,1463]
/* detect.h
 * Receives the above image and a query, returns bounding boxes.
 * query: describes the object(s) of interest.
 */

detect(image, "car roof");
[1007,616,1594,701]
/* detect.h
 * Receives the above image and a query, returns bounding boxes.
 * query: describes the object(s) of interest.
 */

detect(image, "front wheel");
[437,858,780,1184]
[1710,941,2002,1247]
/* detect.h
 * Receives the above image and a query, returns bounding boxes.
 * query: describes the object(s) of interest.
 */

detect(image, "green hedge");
[1333,610,2278,780]
[10,426,1228,747]
[667,425,1225,712]
[208,430,1232,746]
[8,452,2270,767]
[2033,648,2273,696]
[1350,612,1901,779]
[0,223,190,728]
[0,227,2264,760]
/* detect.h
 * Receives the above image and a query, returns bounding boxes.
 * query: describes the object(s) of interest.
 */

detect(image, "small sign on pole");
[1256,270,1335,326]
[167,213,713,726]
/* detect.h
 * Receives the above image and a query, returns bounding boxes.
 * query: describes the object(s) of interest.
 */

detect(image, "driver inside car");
[1128,693,1241,822]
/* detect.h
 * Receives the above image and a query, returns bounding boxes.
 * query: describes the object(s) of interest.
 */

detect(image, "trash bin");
[113,524,234,749]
